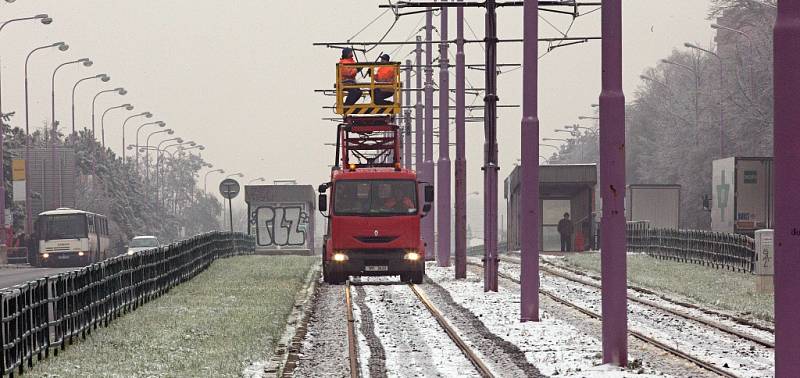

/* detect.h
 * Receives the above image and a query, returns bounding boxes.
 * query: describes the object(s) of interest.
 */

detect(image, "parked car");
[127,236,160,255]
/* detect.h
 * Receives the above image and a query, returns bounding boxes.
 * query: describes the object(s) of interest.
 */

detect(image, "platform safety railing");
[0,231,254,377]
[335,62,402,116]
[626,222,755,273]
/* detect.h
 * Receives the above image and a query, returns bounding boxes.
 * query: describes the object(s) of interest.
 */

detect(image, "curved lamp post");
[135,121,165,167]
[71,73,109,135]
[248,177,266,184]
[204,169,224,192]
[23,41,67,233]
[52,58,92,136]
[100,103,132,148]
[121,112,152,164]
[91,87,126,138]
[685,42,725,157]
[145,128,174,182]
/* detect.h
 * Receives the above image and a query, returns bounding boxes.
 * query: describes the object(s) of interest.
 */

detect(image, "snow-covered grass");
[563,253,774,322]
[31,255,317,377]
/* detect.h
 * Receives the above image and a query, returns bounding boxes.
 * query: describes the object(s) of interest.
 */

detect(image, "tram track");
[466,260,768,378]
[501,255,775,349]
[344,280,495,378]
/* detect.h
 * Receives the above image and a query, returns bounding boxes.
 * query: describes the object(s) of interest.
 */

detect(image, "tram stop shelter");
[245,184,316,255]
[505,164,597,252]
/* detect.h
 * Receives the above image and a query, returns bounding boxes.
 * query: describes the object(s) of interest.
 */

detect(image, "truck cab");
[319,168,432,284]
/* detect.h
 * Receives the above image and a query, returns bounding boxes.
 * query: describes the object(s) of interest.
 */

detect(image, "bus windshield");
[40,214,88,240]
[334,180,418,216]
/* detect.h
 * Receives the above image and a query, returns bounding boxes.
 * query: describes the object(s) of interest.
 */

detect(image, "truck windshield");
[39,214,88,240]
[130,238,158,248]
[334,180,418,216]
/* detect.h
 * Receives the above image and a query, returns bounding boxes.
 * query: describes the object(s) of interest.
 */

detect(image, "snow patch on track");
[425,264,658,377]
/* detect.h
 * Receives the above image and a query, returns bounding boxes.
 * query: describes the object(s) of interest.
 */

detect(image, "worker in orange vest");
[340,48,362,106]
[373,54,396,105]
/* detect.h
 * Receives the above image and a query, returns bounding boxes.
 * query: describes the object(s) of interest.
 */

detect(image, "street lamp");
[204,169,224,192]
[578,116,599,120]
[71,73,109,136]
[180,144,205,152]
[121,112,152,164]
[91,87,126,138]
[711,23,756,98]
[226,172,244,179]
[23,41,67,233]
[145,128,174,182]
[135,121,165,166]
[52,58,92,136]
[685,42,725,157]
[542,138,568,143]
[662,58,701,134]
[248,177,266,184]
[639,74,672,93]
[100,104,132,148]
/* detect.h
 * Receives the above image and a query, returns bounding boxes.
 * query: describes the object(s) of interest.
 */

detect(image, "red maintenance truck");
[318,61,432,284]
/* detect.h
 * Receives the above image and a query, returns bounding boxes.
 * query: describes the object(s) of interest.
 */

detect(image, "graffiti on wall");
[251,203,310,249]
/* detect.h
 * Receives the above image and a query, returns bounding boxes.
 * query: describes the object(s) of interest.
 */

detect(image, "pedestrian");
[558,212,573,252]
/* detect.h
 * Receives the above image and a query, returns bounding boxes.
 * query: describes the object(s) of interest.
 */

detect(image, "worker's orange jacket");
[375,66,396,83]
[339,58,358,82]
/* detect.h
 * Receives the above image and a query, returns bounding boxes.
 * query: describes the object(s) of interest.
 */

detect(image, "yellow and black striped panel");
[343,106,397,115]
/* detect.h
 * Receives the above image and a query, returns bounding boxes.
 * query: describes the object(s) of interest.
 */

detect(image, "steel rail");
[408,284,495,378]
[505,253,775,335]
[464,261,741,378]
[345,281,359,378]
[535,257,776,334]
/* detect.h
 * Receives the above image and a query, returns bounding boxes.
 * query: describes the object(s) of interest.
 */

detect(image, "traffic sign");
[219,179,241,200]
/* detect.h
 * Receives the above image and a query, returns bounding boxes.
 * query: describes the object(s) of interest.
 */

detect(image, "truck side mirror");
[424,185,434,203]
[318,194,328,213]
[422,203,432,213]
[702,194,712,212]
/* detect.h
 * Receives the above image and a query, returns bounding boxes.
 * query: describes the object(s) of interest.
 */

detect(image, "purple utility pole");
[415,36,424,173]
[423,8,436,260]
[454,0,467,279]
[520,0,540,322]
[774,2,800,375]
[483,0,499,292]
[437,1,452,267]
[404,60,413,169]
[599,0,627,366]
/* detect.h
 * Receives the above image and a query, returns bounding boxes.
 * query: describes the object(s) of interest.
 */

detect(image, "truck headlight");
[333,253,349,262]
[78,252,85,257]
[404,251,421,261]
[42,253,50,259]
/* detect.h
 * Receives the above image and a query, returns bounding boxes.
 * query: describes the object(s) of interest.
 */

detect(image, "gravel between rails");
[493,260,775,377]
[420,279,546,378]
[355,280,480,377]
[293,282,350,378]
[353,284,388,377]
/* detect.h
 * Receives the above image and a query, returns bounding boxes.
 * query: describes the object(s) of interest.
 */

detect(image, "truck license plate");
[58,254,70,260]
[365,266,388,272]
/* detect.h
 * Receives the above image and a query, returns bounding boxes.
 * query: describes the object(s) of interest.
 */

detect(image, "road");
[0,266,79,289]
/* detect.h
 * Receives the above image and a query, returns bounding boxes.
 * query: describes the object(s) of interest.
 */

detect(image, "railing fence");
[0,231,254,377]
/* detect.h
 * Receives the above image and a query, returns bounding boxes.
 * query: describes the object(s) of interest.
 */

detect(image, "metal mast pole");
[414,36,425,172]
[404,60,413,169]
[423,8,436,258]
[415,37,424,173]
[774,2,800,375]
[483,0,499,292]
[437,1,452,267]
[520,0,540,321]
[454,0,467,279]
[600,0,627,366]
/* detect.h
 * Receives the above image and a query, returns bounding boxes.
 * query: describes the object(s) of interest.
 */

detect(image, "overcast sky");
[1,0,717,224]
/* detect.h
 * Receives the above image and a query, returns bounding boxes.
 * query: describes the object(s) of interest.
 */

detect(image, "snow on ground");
[532,255,776,344]
[495,260,775,377]
[426,263,663,377]
[352,278,480,377]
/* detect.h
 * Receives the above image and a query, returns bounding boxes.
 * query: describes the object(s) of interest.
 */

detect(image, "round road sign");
[219,179,241,199]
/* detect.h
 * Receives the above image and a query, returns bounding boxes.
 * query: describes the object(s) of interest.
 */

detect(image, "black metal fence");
[0,231,254,377]
[627,221,755,273]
